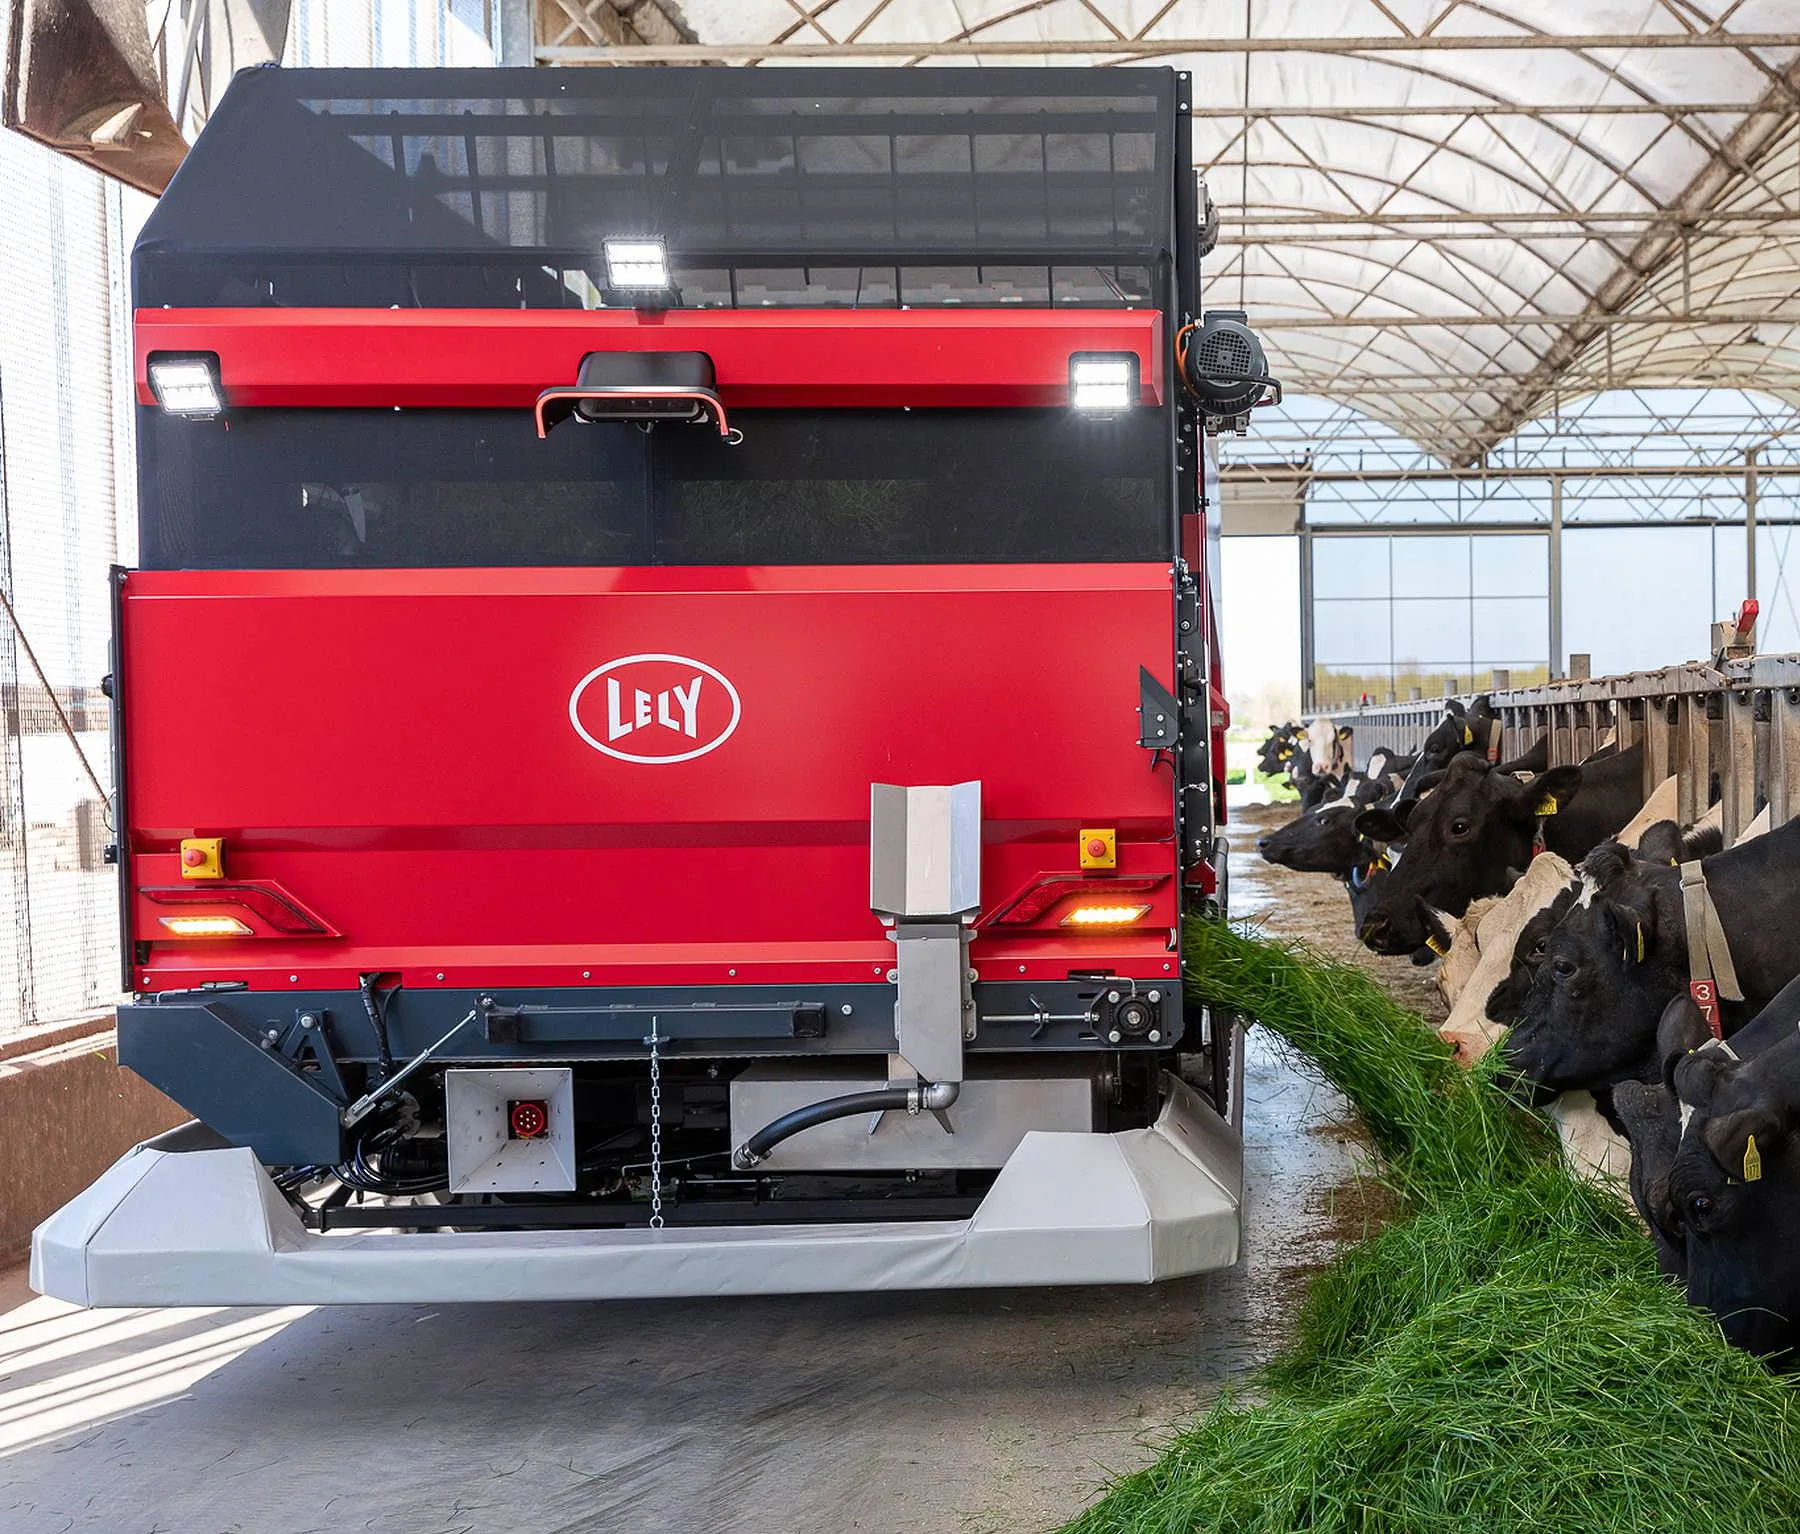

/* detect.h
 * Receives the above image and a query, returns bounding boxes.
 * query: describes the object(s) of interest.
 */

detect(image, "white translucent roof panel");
[541,0,1800,464]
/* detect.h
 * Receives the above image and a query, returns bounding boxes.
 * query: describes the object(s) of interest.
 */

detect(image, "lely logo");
[568,654,741,765]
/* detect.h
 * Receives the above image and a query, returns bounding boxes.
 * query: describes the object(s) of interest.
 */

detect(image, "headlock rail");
[1337,655,1800,846]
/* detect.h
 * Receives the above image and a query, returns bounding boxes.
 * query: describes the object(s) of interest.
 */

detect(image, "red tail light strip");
[984,874,1167,928]
[139,882,337,937]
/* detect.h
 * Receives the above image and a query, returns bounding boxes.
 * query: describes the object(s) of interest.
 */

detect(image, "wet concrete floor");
[0,806,1400,1534]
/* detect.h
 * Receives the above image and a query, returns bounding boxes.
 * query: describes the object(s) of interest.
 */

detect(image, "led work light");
[604,238,670,290]
[1069,354,1137,411]
[147,356,224,418]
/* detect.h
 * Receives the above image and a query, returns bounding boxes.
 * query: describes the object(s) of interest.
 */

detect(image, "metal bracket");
[1139,666,1180,749]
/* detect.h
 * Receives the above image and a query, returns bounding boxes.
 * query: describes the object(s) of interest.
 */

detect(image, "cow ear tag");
[1426,932,1447,956]
[1744,1135,1763,1183]
[1462,726,1473,745]
[1535,794,1559,816]
[1635,924,1646,964]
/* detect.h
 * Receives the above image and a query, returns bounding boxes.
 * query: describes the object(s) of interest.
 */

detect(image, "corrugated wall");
[0,2,497,1039]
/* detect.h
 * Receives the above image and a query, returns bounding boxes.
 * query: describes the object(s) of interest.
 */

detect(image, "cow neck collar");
[1679,859,1744,1040]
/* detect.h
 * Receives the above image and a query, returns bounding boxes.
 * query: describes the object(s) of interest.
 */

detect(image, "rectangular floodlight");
[147,356,224,417]
[1069,354,1136,411]
[604,238,670,290]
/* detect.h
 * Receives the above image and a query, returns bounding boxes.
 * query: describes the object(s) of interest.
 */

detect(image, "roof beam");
[1195,102,1764,119]
[535,1,691,51]
[1255,311,1800,328]
[1226,210,1795,227]
[1221,461,1800,484]
[1460,58,1800,462]
[535,33,1800,62]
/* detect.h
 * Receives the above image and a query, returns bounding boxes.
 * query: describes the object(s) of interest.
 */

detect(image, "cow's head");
[1257,775,1386,873]
[1390,696,1500,802]
[1258,722,1302,777]
[1353,754,1582,955]
[1670,1033,1800,1364]
[1483,883,1578,1026]
[1498,841,1685,1099]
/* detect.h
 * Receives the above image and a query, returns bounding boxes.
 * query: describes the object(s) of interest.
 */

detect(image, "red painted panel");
[133,307,1164,411]
[122,566,1179,990]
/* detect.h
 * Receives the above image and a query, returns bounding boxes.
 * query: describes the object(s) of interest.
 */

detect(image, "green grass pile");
[1063,919,1800,1534]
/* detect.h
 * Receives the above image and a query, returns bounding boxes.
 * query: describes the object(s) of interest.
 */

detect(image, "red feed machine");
[33,64,1277,1305]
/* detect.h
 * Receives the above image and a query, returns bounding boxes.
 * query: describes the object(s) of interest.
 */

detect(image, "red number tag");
[1690,978,1722,1039]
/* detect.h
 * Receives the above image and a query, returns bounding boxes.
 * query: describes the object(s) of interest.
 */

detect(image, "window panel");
[1392,536,1471,598]
[1312,537,1389,599]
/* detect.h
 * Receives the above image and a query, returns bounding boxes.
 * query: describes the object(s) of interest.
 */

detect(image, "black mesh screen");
[134,67,1176,309]
[138,407,1170,569]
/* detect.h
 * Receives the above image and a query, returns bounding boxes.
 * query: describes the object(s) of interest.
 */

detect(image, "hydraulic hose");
[731,1081,961,1169]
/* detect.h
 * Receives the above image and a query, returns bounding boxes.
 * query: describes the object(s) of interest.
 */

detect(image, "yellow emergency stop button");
[1079,828,1116,869]
[180,837,223,880]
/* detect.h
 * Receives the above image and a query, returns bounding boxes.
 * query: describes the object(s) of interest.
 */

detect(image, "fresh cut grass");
[1062,919,1800,1534]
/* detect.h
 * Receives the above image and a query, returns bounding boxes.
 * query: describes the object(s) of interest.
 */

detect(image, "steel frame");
[1340,655,1800,845]
[526,4,1800,470]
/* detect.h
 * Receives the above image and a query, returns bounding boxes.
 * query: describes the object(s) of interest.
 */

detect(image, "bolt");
[300,1013,317,1028]
[1147,990,1161,1004]
[967,968,978,982]
[886,969,899,983]
[1019,965,1027,974]
[1148,1029,1163,1044]
[1107,1029,1123,1044]
[729,968,737,977]
[289,974,299,983]
[1165,963,1173,972]
[436,972,445,980]
[840,1003,853,1016]
[1180,621,1192,632]
[582,970,591,979]
[265,1027,280,1041]
[1106,989,1122,1005]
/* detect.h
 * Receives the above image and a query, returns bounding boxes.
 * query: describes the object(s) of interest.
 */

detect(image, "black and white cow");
[1498,817,1800,1102]
[1353,745,1646,957]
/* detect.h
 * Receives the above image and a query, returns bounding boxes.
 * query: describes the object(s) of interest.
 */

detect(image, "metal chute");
[2,0,289,194]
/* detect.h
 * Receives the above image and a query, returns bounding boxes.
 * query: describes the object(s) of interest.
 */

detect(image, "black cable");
[358,972,396,1076]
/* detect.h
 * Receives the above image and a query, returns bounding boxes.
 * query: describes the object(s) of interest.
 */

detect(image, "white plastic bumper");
[32,1075,1241,1307]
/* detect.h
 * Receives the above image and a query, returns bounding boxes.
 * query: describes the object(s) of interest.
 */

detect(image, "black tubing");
[735,1088,913,1168]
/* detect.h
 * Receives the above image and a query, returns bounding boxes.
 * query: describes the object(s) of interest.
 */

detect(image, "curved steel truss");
[538,1,1800,465]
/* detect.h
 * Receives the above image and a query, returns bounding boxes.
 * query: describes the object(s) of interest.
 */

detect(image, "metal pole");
[1549,475,1563,680]
[1298,520,1315,712]
[1748,448,1760,603]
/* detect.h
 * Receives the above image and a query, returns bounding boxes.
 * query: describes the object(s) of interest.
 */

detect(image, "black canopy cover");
[135,65,1178,311]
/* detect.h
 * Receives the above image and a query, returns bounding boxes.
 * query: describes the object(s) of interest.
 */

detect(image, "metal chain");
[646,1027,665,1229]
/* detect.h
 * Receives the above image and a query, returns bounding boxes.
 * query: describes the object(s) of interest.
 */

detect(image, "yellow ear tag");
[1635,925,1645,964]
[1745,1134,1763,1183]
[1535,795,1559,816]
[1426,933,1447,956]
[1462,726,1473,745]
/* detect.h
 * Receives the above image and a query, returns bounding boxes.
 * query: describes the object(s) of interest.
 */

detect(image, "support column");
[1548,475,1563,680]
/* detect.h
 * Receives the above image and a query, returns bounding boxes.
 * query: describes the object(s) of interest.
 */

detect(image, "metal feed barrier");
[1338,656,1800,846]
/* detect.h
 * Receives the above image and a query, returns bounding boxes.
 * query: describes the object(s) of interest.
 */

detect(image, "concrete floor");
[0,809,1379,1534]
